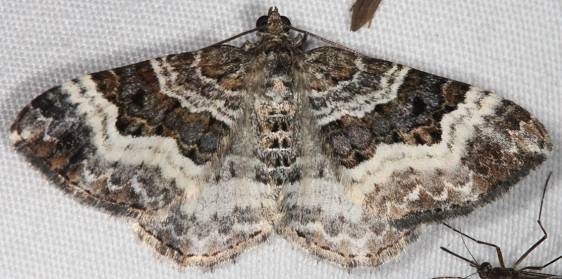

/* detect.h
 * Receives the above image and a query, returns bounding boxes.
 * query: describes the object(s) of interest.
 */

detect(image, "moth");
[351,0,383,31]
[10,7,551,268]
[435,173,561,278]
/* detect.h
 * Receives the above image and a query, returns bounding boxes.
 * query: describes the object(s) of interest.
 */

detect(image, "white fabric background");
[1,1,560,278]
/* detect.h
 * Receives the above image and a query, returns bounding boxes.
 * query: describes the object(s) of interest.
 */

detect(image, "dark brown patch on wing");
[17,87,93,175]
[321,70,469,168]
[89,47,248,165]
[197,46,249,89]
[463,100,551,193]
[11,86,180,215]
[303,48,360,91]
[393,99,551,228]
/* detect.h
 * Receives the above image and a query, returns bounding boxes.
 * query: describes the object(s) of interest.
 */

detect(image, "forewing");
[10,45,275,267]
[278,46,551,267]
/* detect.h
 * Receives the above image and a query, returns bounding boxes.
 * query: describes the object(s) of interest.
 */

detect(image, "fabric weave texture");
[1,1,560,278]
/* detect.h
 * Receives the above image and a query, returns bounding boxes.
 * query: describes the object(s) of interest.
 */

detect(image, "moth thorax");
[254,99,298,185]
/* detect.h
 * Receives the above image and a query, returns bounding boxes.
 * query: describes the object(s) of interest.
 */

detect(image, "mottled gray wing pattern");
[10,45,275,267]
[278,46,551,267]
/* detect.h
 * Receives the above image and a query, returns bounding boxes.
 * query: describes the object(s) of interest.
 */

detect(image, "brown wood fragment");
[351,0,383,31]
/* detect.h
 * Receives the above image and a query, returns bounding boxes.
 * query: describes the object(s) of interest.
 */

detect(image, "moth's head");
[256,7,291,34]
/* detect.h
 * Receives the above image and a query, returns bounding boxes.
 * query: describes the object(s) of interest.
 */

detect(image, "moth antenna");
[209,28,259,47]
[288,26,366,56]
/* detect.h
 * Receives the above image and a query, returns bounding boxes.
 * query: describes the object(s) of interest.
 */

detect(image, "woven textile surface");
[1,1,560,278]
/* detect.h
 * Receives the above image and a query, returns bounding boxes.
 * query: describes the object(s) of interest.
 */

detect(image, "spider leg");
[442,222,506,268]
[513,172,553,268]
[520,254,562,272]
